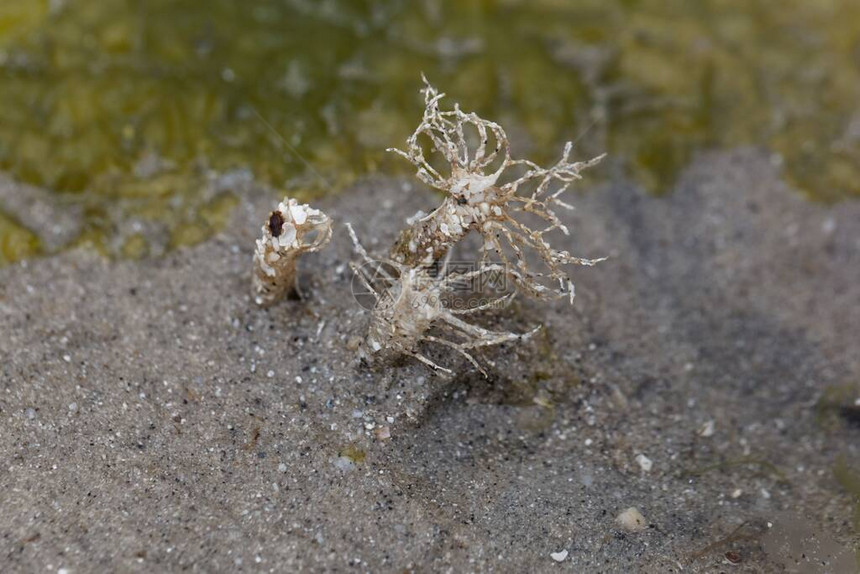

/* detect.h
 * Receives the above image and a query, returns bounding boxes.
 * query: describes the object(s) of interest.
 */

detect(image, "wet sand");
[1,149,859,572]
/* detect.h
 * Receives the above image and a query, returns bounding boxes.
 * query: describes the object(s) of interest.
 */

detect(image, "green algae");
[0,211,41,264]
[815,383,860,431]
[1,0,859,262]
[339,445,366,463]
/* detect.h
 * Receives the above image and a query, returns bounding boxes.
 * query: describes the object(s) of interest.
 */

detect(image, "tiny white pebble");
[616,507,647,532]
[635,454,653,473]
[550,550,568,562]
[731,489,743,499]
[278,463,287,472]
[68,403,78,413]
[63,355,71,363]
[266,370,275,378]
[698,420,715,437]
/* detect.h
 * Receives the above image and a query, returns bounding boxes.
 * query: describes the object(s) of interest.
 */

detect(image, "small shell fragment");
[635,453,653,473]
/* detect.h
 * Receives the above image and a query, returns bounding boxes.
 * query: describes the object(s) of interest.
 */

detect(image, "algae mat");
[1,0,859,263]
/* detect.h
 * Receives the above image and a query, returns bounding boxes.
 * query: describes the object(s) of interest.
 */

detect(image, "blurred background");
[1,0,858,264]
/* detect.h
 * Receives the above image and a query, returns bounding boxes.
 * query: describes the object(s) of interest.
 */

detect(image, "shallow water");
[1,0,858,263]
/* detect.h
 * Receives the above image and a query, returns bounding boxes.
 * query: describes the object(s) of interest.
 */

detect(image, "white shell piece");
[278,225,297,247]
[290,204,308,225]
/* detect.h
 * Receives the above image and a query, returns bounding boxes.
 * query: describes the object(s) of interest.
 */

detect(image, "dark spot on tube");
[269,211,285,237]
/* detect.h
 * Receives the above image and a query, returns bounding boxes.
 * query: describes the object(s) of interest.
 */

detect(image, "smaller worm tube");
[252,198,332,306]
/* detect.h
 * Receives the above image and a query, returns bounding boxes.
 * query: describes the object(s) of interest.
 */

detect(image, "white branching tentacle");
[347,224,536,377]
[446,292,515,315]
[252,198,332,306]
[388,76,605,303]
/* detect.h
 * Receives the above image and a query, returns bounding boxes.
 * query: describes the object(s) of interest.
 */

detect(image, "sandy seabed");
[1,149,859,572]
